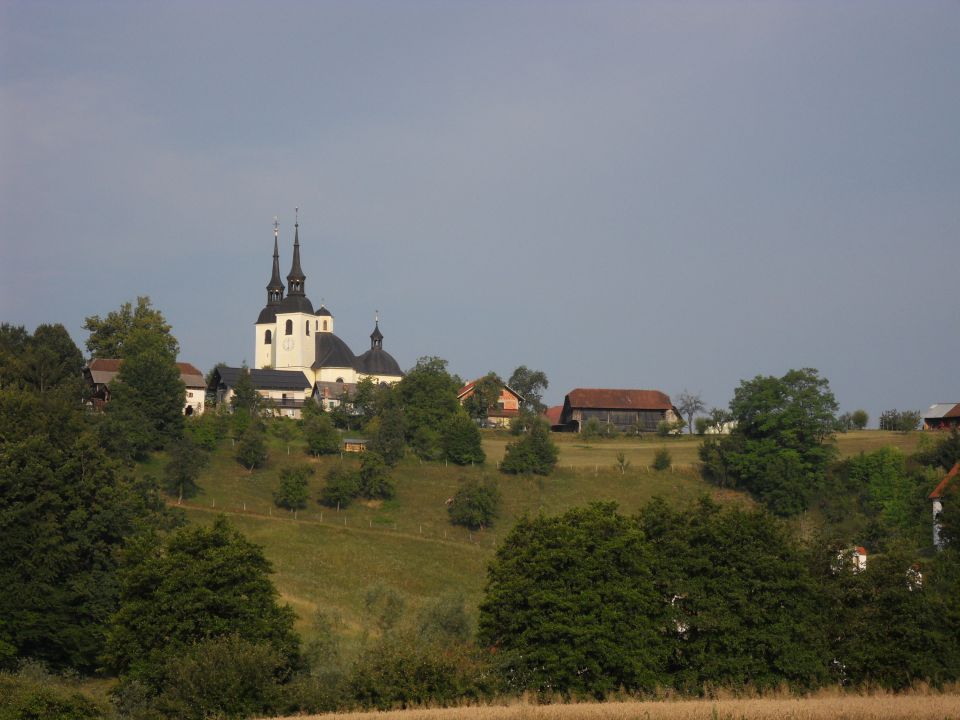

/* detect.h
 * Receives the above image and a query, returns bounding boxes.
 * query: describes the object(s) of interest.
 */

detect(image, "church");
[254,217,404,386]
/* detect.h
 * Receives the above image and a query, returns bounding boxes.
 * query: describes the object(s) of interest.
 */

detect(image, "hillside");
[157,429,922,647]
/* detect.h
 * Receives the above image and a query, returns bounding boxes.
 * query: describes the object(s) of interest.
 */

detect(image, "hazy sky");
[2,1,958,422]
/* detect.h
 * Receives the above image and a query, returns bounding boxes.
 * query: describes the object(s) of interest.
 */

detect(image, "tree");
[652,447,671,471]
[851,409,869,430]
[394,356,460,453]
[368,405,406,466]
[230,363,261,417]
[699,368,838,516]
[916,427,960,472]
[0,323,29,390]
[0,387,177,672]
[302,404,340,456]
[83,296,179,359]
[639,498,827,691]
[106,328,185,450]
[163,435,208,502]
[236,423,268,471]
[358,451,394,500]
[448,478,500,530]
[500,418,558,475]
[676,390,706,435]
[319,465,360,508]
[441,410,485,465]
[274,465,313,510]
[463,372,502,422]
[880,409,922,432]
[478,503,667,696]
[23,324,85,393]
[104,517,299,688]
[508,366,549,414]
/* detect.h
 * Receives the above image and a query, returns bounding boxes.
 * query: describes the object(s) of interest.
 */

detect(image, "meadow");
[273,691,960,720]
[169,429,923,643]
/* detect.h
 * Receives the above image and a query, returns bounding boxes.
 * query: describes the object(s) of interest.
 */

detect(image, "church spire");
[370,310,383,349]
[286,207,306,296]
[266,217,285,305]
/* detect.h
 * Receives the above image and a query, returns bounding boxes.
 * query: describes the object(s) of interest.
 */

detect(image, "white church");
[210,217,404,416]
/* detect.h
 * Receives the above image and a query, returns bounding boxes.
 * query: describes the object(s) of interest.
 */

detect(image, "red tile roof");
[86,358,205,387]
[565,388,674,411]
[457,378,523,402]
[543,405,563,426]
[929,462,960,500]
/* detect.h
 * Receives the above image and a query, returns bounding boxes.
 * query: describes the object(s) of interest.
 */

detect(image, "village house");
[557,388,681,433]
[457,378,524,427]
[208,367,313,419]
[83,358,206,415]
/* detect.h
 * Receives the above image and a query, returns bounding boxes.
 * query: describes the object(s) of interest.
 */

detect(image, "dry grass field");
[277,692,960,720]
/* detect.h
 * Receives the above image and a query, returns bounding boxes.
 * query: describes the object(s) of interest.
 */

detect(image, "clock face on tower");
[282,338,295,351]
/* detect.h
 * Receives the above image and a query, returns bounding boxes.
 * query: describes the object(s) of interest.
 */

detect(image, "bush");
[694,416,710,435]
[653,447,672,471]
[448,478,501,530]
[273,465,313,510]
[303,409,340,456]
[358,451,394,500]
[319,466,360,508]
[236,423,267,470]
[442,412,485,465]
[500,419,558,475]
[581,417,602,440]
[0,664,107,720]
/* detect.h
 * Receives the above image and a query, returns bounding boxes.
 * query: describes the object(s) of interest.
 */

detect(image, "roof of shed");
[86,358,205,388]
[214,366,311,391]
[565,388,674,411]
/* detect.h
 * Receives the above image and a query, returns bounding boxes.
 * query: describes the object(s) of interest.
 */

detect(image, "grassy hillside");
[158,429,923,647]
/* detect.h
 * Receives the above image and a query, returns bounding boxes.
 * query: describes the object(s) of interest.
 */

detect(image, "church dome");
[316,305,332,317]
[355,347,403,377]
[278,294,315,314]
[312,332,356,369]
[256,305,278,324]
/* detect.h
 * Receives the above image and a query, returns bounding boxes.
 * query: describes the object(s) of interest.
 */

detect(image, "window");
[285,319,293,335]
[265,329,272,344]
[305,321,310,336]
[323,320,328,331]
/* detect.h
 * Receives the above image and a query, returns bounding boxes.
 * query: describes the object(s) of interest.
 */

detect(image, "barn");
[558,388,680,433]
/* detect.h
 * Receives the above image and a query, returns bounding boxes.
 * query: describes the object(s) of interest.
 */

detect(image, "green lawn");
[170,428,923,647]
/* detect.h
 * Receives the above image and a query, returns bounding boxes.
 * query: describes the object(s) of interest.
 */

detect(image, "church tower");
[255,219,284,369]
[274,210,316,371]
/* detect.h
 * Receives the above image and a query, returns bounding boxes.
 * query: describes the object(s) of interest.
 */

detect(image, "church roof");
[355,347,403,377]
[316,305,332,317]
[312,332,356,369]
[257,305,278,324]
[277,294,315,314]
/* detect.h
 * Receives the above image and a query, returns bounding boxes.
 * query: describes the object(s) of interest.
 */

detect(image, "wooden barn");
[558,388,680,433]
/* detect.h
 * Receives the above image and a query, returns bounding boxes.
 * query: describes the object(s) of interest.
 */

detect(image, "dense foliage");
[442,410,486,465]
[700,368,838,516]
[500,418,558,475]
[448,477,501,530]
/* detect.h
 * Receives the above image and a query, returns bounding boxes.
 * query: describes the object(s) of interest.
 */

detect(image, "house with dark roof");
[252,216,404,387]
[929,462,959,550]
[208,366,313,419]
[457,378,524,427]
[558,388,681,433]
[923,403,960,431]
[84,358,207,415]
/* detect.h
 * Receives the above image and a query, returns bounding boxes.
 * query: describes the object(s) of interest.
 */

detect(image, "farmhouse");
[457,378,524,427]
[923,403,960,431]
[929,462,959,550]
[558,388,680,433]
[84,358,206,415]
[208,367,312,419]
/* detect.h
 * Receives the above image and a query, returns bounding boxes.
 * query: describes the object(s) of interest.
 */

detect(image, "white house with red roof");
[83,358,207,415]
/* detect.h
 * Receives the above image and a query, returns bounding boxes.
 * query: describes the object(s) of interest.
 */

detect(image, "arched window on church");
[305,321,310,336]
[285,319,293,335]
[264,329,272,344]
[323,320,328,331]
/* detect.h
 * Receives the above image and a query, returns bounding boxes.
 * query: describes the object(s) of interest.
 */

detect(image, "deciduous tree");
[508,366,549,414]
[441,411,485,465]
[83,296,179,359]
[676,390,706,435]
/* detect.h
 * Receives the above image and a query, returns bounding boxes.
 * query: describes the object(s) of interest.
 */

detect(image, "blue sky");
[2,1,958,421]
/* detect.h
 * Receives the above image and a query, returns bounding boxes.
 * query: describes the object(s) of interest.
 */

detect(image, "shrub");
[236,422,267,471]
[442,411,485,465]
[694,416,710,435]
[581,417,602,440]
[273,465,313,510]
[319,466,360,508]
[500,419,558,475]
[653,447,672,471]
[358,451,394,500]
[303,409,340,456]
[448,478,501,530]
[0,664,107,720]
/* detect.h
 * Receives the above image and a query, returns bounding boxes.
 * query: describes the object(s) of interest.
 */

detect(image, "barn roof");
[543,405,564,426]
[929,462,960,500]
[457,379,524,402]
[213,366,311,391]
[925,403,960,419]
[565,388,674,411]
[86,358,205,388]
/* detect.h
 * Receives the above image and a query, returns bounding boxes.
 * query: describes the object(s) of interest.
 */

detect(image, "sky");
[2,1,958,423]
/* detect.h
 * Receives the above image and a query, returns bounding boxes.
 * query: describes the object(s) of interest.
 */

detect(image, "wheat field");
[279,693,960,720]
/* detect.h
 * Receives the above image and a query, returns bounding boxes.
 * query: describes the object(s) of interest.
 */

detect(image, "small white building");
[84,358,206,416]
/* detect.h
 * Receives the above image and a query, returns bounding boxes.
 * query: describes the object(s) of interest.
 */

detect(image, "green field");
[172,429,923,646]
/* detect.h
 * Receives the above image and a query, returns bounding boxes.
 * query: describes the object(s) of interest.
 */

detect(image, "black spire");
[287,208,306,296]
[266,218,285,305]
[370,312,383,349]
